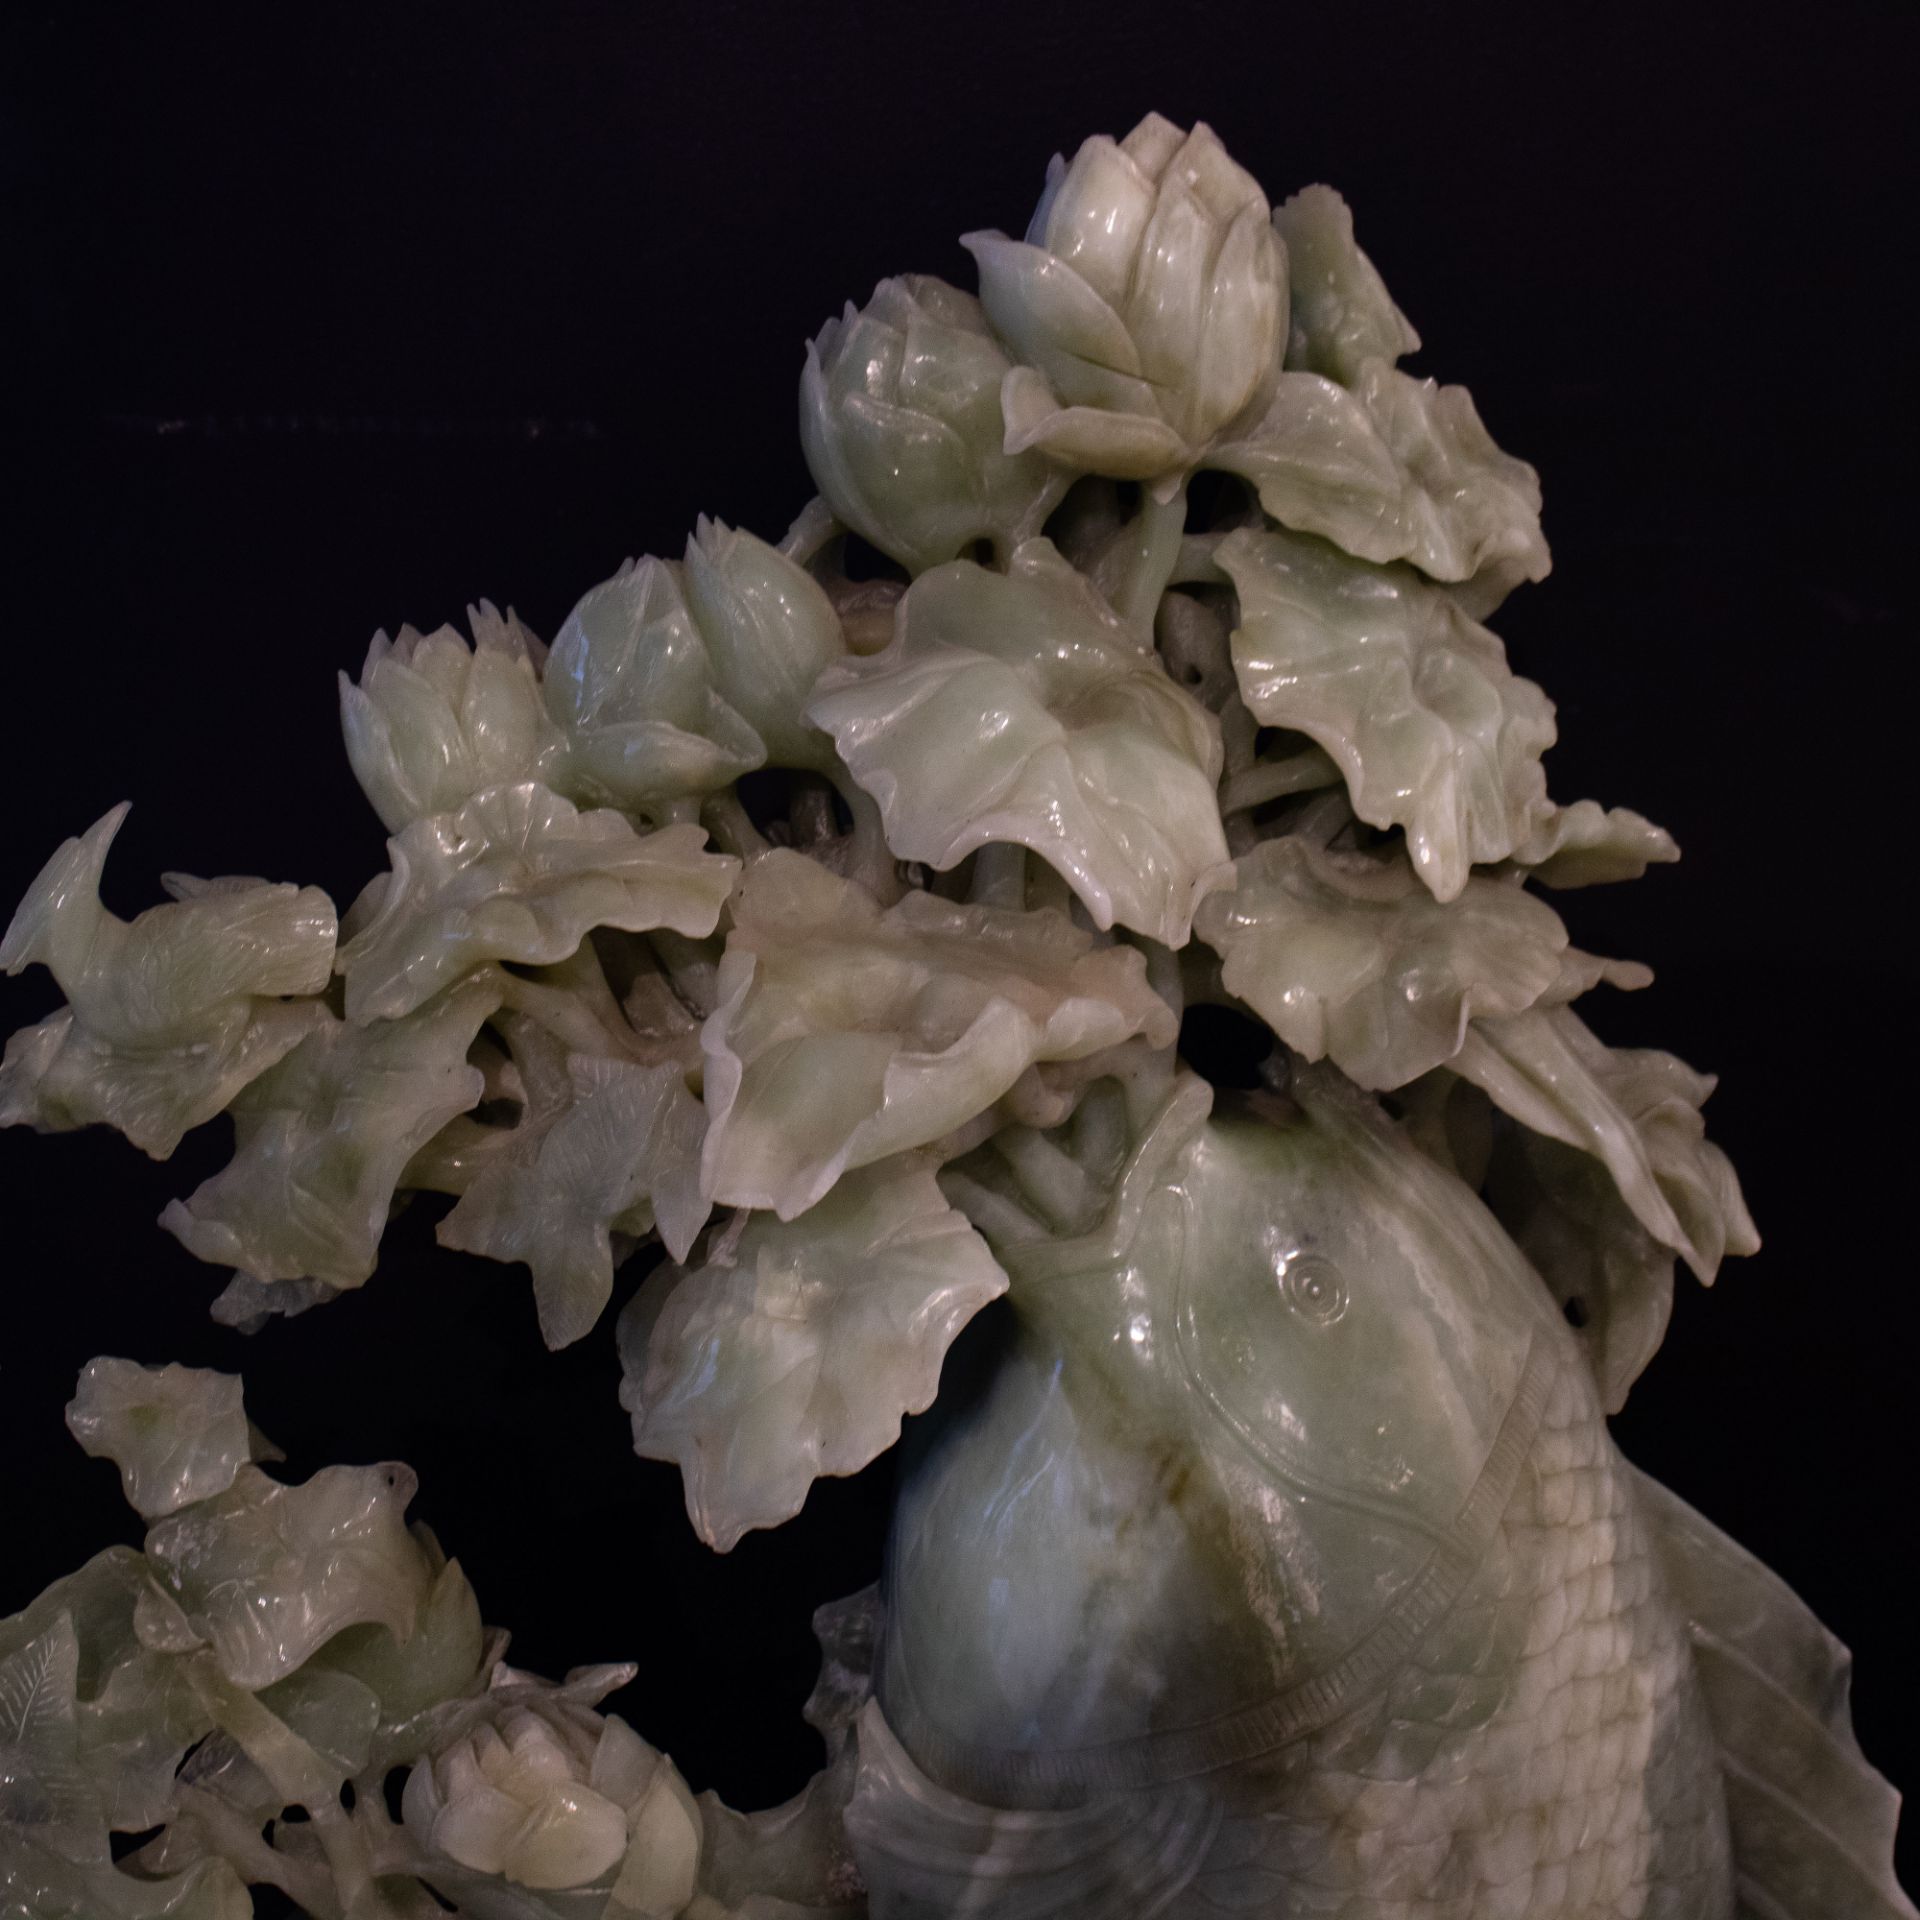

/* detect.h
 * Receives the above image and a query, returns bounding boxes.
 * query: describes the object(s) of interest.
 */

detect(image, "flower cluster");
[0,110,1752,1574]
[2,1359,859,1919]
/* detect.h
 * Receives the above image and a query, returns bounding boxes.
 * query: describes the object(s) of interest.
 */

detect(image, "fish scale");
[1177,1347,1734,1918]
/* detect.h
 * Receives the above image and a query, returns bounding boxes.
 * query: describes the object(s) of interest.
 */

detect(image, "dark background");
[2,0,1914,1889]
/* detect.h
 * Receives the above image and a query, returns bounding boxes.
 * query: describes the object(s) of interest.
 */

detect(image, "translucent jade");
[2,112,1908,1920]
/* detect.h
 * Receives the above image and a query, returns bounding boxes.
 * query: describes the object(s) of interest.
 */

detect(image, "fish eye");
[1279,1253,1348,1326]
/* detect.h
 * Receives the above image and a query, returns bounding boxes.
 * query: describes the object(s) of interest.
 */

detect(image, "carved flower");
[808,539,1230,945]
[964,113,1283,483]
[801,275,1068,574]
[0,806,336,1158]
[339,603,565,832]
[401,1665,701,1905]
[544,520,843,808]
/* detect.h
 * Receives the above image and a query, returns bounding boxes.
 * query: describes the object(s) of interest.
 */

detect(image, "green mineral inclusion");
[0,111,1909,1920]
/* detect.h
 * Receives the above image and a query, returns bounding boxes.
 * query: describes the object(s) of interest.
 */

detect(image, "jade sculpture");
[1,113,1910,1919]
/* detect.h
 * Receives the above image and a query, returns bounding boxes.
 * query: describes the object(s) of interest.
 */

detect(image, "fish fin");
[1629,1464,1917,1919]
[846,1701,1219,1920]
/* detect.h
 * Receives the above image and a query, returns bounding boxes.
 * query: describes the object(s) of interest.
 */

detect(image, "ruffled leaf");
[335,784,738,1024]
[1217,525,1556,900]
[1452,1004,1760,1283]
[64,1359,259,1521]
[809,539,1230,944]
[1,1550,214,1840]
[1193,837,1573,1088]
[802,276,1069,573]
[1504,798,1680,887]
[143,1463,434,1691]
[159,972,503,1291]
[1272,183,1421,384]
[618,1158,1008,1550]
[339,603,564,832]
[0,807,336,1157]
[438,1022,709,1349]
[699,850,1178,1219]
[1210,361,1549,616]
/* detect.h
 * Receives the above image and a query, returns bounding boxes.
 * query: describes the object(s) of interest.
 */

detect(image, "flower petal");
[1036,134,1158,313]
[961,232,1156,416]
[999,366,1191,478]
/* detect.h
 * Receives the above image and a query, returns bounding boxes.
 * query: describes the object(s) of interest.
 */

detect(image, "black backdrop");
[2,0,1915,1893]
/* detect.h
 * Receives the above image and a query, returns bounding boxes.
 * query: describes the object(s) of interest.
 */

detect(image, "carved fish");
[852,1067,1909,1920]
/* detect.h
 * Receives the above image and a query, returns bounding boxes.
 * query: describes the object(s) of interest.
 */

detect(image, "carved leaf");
[619,1159,1008,1550]
[809,539,1230,945]
[700,850,1178,1219]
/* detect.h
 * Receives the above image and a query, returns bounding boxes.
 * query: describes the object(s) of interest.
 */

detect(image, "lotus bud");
[963,113,1284,482]
[800,274,1067,574]
[340,603,563,831]
[681,515,844,769]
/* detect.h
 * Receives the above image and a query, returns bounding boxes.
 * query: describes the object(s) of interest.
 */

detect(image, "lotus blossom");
[801,274,1067,574]
[963,113,1284,484]
[401,1665,701,1904]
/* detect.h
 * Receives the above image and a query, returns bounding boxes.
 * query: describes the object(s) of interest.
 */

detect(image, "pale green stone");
[1217,523,1557,900]
[698,849,1176,1219]
[0,806,335,1158]
[809,538,1230,944]
[64,1359,259,1521]
[0,104,1902,1920]
[619,1157,1008,1550]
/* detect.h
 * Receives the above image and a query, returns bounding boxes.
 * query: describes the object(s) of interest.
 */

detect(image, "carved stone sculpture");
[1,113,1910,1919]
